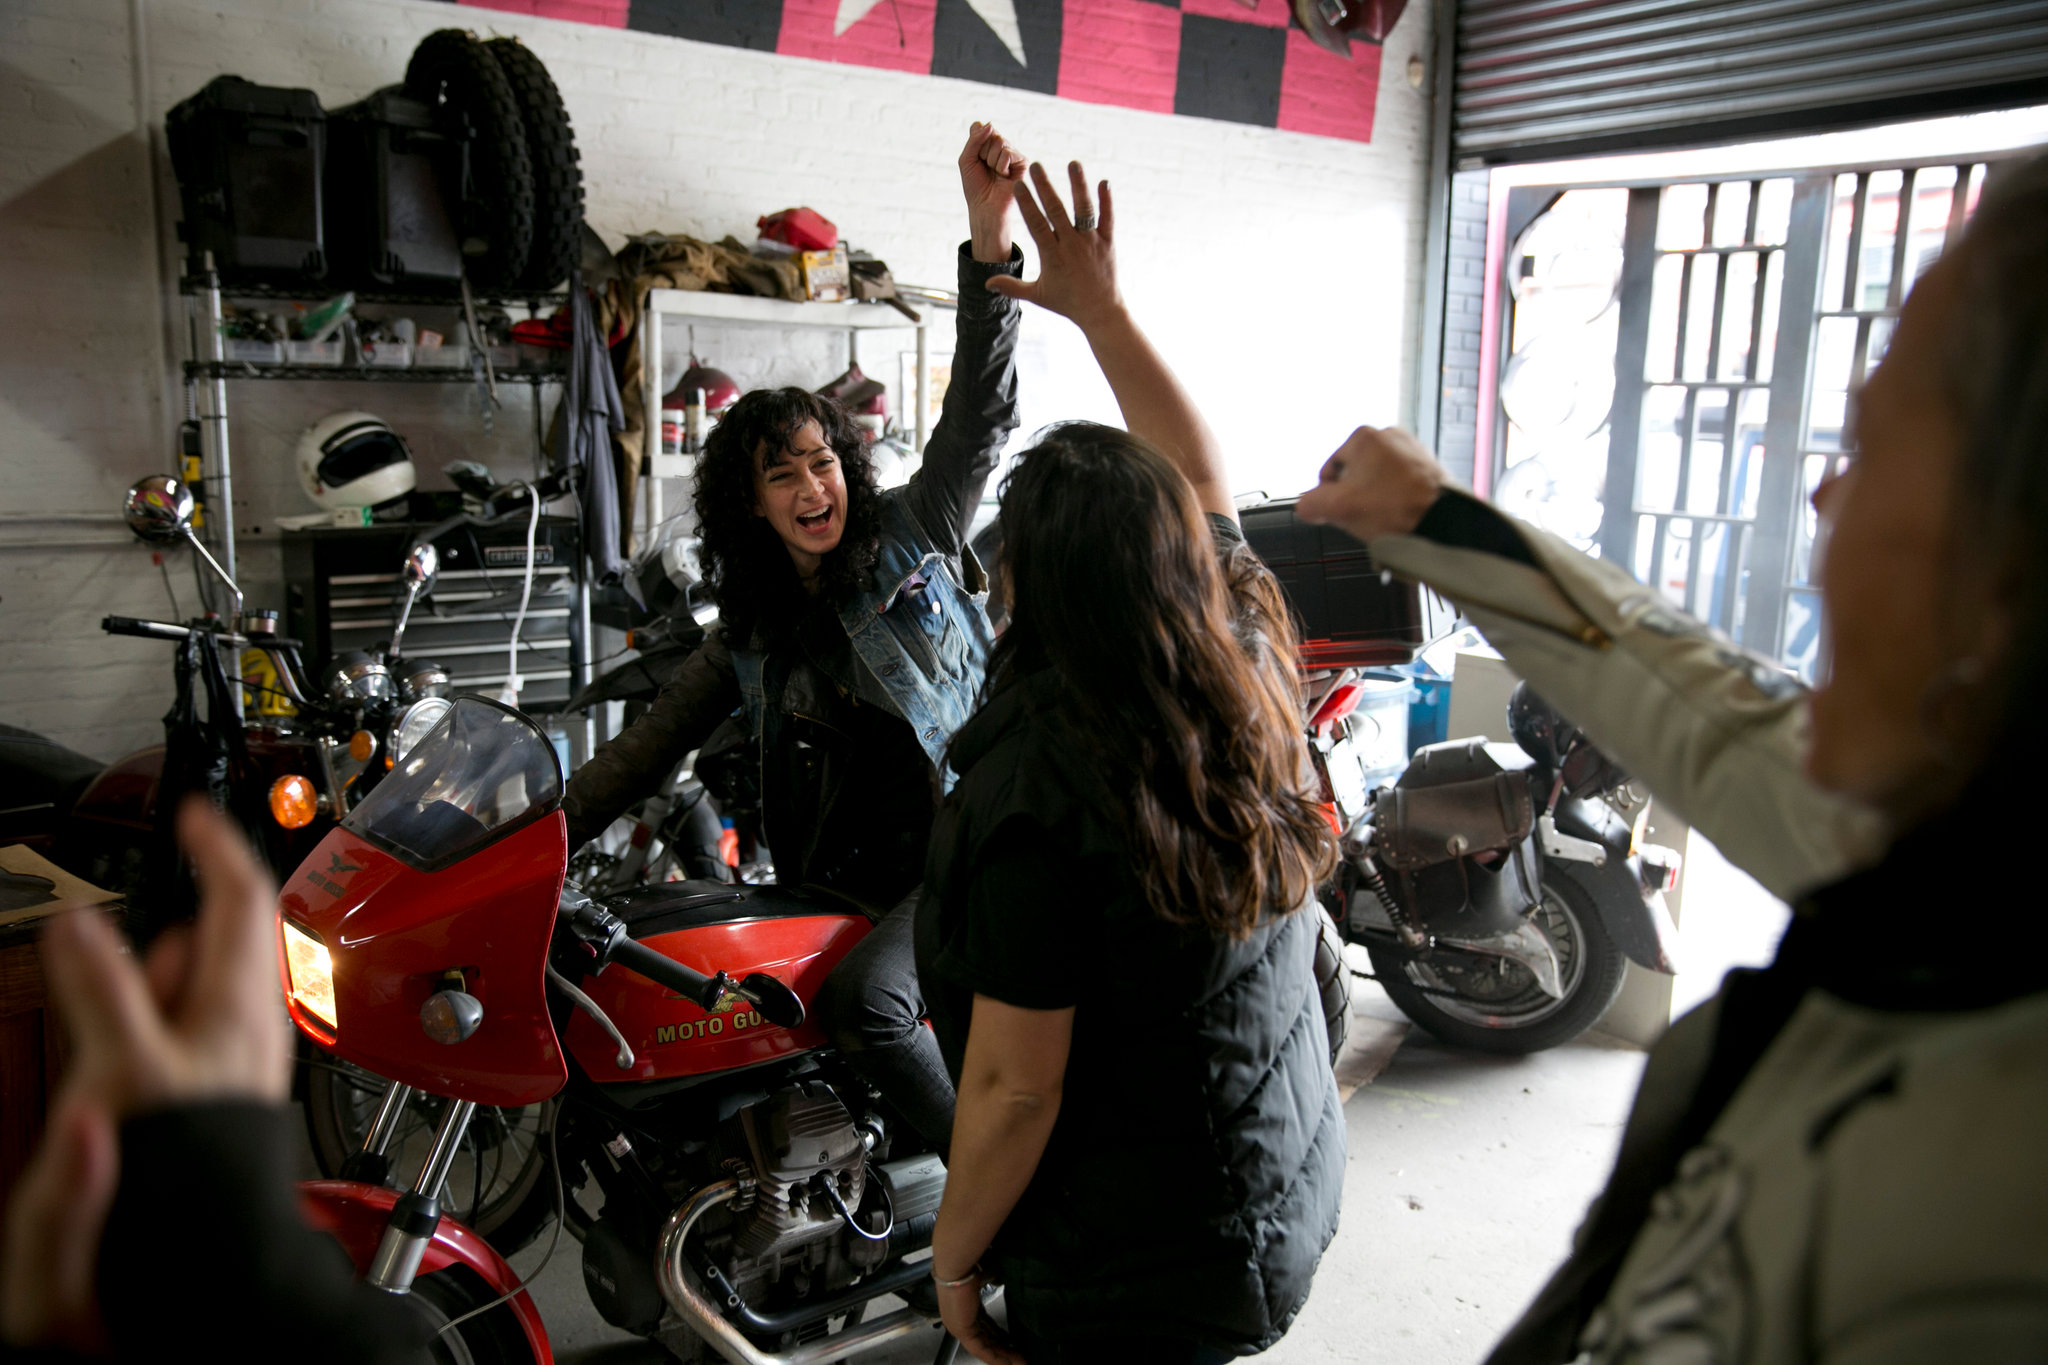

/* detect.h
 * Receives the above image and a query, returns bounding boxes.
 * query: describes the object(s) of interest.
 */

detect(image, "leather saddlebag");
[1375,772,1535,872]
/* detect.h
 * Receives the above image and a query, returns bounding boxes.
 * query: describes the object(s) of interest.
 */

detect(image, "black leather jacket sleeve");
[96,1102,422,1364]
[559,629,740,849]
[898,243,1024,555]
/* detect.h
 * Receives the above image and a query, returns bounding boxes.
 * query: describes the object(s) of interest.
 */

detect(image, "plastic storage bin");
[361,339,412,367]
[324,87,464,290]
[221,338,284,364]
[1239,498,1424,668]
[413,339,469,369]
[166,76,326,283]
[285,339,343,366]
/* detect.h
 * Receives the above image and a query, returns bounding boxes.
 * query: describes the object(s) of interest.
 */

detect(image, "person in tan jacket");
[1298,150,2048,1363]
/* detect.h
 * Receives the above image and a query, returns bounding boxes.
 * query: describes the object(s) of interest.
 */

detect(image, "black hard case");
[324,87,466,290]
[167,76,327,282]
[1239,499,1423,668]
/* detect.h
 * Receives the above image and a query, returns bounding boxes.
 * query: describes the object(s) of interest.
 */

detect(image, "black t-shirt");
[762,595,937,908]
[928,514,1248,1016]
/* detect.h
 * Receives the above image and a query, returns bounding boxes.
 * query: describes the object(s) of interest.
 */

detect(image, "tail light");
[269,774,319,830]
[1309,682,1363,736]
[282,918,340,1032]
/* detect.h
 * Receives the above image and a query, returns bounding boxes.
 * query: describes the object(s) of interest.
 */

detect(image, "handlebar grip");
[608,934,715,1000]
[101,615,192,642]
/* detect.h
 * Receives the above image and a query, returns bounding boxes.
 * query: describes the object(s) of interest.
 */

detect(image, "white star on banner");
[833,0,887,36]
[963,0,1029,66]
[834,0,1028,66]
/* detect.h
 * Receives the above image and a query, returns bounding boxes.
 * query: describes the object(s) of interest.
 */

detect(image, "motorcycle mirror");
[401,540,440,593]
[389,540,439,661]
[739,972,806,1030]
[122,474,195,544]
[122,474,243,624]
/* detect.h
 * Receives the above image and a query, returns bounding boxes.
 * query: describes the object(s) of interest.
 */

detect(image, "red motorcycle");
[278,696,955,1364]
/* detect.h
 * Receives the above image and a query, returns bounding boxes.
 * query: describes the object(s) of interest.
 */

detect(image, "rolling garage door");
[1453,0,2048,165]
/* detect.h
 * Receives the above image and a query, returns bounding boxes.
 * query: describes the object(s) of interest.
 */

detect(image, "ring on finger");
[1073,213,1098,231]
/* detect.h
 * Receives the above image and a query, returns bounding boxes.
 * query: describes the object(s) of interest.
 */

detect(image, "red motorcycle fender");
[296,1179,553,1362]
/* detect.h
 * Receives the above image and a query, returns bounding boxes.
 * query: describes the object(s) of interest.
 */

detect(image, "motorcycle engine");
[721,1083,878,1304]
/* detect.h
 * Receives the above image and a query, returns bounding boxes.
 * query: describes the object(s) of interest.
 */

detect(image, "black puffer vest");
[915,671,1345,1353]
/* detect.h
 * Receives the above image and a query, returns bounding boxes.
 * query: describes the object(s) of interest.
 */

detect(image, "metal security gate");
[1453,0,2048,166]
[1496,154,2009,679]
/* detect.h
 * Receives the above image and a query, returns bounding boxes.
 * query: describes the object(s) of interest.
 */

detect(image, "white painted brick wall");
[1,0,1432,759]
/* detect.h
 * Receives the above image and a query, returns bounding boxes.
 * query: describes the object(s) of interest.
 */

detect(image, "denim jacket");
[731,493,994,783]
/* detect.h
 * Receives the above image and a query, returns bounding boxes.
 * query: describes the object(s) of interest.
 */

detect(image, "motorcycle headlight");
[389,696,453,764]
[282,918,338,1032]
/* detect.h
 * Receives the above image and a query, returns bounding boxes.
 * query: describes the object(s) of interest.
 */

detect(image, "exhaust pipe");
[657,1180,942,1365]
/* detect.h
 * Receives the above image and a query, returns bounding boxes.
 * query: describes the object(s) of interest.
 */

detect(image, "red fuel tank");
[278,815,570,1109]
[561,884,869,1083]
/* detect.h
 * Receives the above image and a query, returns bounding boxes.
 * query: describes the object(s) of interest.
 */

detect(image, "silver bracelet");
[931,1263,981,1289]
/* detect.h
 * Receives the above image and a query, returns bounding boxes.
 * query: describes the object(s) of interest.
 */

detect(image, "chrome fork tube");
[415,1099,477,1200]
[361,1082,414,1157]
[366,1099,475,1294]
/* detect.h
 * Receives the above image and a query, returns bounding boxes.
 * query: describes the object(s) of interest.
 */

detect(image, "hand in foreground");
[961,121,1027,265]
[0,798,290,1349]
[985,161,1121,331]
[937,1273,1026,1365]
[1296,425,1448,542]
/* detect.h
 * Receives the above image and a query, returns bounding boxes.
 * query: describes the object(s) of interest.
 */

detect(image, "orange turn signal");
[269,774,318,830]
[349,729,375,763]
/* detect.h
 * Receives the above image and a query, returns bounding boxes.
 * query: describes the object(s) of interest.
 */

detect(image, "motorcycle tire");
[404,30,533,290]
[482,37,583,291]
[406,1264,540,1365]
[1365,865,1626,1055]
[302,1051,557,1255]
[1313,902,1351,1066]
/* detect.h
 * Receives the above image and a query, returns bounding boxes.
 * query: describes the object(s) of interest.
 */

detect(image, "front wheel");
[406,1265,542,1365]
[1366,867,1626,1055]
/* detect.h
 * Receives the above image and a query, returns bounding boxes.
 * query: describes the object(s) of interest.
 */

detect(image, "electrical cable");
[500,485,541,706]
[156,552,184,621]
[435,1100,566,1341]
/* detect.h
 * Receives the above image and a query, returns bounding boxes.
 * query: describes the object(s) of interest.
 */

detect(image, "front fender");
[1548,857,1680,975]
[297,1180,552,1362]
[1548,797,1680,974]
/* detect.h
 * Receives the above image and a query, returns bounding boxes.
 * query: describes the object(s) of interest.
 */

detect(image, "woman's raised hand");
[985,161,1122,332]
[961,121,1027,265]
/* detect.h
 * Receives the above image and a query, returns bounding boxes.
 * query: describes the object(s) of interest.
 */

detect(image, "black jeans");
[812,890,956,1154]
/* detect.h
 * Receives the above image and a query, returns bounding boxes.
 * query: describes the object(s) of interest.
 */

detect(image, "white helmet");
[296,411,417,511]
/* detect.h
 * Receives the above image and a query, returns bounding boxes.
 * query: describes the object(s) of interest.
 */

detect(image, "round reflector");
[349,729,376,763]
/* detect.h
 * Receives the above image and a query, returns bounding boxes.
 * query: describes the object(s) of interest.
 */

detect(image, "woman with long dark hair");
[917,163,1343,1363]
[1298,151,2048,1362]
[558,123,1030,1154]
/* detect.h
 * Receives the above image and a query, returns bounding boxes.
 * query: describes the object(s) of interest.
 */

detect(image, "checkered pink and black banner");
[450,0,1383,143]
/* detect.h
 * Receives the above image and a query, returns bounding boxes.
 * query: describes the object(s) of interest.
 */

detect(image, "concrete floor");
[476,964,1649,1365]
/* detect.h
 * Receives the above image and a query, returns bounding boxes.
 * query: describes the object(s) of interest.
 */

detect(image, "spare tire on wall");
[484,37,584,292]
[404,29,533,290]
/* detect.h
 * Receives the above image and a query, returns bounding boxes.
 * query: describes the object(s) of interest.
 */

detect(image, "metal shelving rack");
[637,288,952,527]
[178,264,591,747]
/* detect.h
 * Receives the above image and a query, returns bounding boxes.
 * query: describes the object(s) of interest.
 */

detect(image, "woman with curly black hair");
[559,122,1028,1153]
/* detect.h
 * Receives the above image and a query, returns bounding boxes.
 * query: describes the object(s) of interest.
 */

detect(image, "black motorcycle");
[1311,678,1682,1054]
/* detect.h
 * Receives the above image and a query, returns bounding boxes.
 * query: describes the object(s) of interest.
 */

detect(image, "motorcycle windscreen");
[344,696,561,873]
